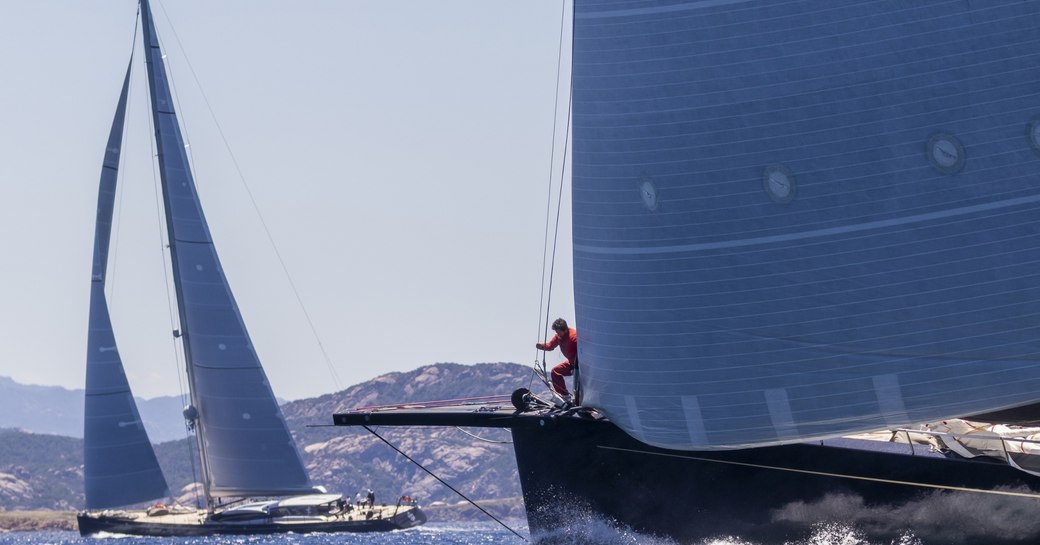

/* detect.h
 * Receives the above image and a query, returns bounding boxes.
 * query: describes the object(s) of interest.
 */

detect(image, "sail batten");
[573,0,1040,450]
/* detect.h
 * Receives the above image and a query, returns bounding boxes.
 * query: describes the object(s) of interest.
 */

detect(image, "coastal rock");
[0,473,31,502]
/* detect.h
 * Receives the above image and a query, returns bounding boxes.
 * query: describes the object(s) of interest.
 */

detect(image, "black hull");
[512,414,1040,544]
[77,506,426,537]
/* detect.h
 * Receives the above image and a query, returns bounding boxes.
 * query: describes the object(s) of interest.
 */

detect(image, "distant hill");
[283,362,533,507]
[0,378,81,437]
[0,376,188,442]
[0,430,82,510]
[0,362,541,514]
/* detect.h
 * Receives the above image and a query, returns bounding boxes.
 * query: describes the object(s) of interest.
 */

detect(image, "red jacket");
[544,328,578,363]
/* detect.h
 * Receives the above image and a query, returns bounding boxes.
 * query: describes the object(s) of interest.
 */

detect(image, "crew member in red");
[536,318,578,400]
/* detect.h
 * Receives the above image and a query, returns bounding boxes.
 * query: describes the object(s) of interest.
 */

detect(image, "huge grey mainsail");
[572,0,1040,450]
[138,0,312,498]
[84,61,171,509]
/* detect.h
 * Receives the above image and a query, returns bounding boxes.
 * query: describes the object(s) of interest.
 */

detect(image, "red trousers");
[551,360,575,396]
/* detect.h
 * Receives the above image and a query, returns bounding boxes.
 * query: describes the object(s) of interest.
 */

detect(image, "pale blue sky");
[0,0,573,400]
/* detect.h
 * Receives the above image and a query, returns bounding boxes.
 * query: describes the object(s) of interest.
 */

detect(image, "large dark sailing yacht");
[335,1,1040,543]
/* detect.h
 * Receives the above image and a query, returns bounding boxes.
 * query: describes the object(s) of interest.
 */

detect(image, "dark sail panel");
[138,0,312,496]
[84,62,170,509]
[571,0,1040,449]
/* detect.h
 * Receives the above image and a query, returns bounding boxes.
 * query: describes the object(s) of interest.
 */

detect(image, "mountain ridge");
[0,362,541,514]
[0,376,188,442]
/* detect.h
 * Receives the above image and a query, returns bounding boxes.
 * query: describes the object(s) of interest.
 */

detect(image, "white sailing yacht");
[78,0,425,535]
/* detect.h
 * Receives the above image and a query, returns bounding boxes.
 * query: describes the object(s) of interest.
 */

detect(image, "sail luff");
[138,0,313,499]
[137,0,216,505]
[84,60,171,509]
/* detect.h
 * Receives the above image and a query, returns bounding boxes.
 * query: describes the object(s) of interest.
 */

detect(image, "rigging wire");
[134,3,202,508]
[145,49,203,512]
[362,426,527,542]
[349,394,513,412]
[106,4,201,509]
[151,0,344,392]
[531,0,573,393]
[454,426,512,444]
[106,8,142,305]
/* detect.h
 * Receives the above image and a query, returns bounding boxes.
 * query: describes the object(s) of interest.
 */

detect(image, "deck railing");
[888,428,1040,475]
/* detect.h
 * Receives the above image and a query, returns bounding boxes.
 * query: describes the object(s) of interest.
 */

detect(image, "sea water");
[0,521,923,545]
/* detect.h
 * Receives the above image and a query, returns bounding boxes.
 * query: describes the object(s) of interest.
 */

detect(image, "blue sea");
[0,521,922,545]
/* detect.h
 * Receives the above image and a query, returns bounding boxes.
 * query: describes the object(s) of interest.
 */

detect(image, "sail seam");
[574,193,1040,255]
[577,0,755,19]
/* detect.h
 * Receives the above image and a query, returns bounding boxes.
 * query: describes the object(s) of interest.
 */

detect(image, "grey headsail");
[571,0,1040,450]
[138,0,312,498]
[84,61,171,509]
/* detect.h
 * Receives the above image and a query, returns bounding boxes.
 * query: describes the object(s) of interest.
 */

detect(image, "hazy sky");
[0,0,574,400]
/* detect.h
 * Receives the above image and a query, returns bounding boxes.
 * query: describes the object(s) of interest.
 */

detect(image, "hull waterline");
[77,504,426,537]
[332,404,1040,544]
[512,413,1040,544]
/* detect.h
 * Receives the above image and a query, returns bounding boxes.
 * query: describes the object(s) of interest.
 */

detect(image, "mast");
[137,0,215,506]
[137,0,312,506]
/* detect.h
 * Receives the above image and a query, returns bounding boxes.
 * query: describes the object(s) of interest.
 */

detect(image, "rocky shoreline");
[0,511,77,532]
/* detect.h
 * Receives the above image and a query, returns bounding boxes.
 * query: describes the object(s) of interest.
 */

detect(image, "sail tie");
[361,425,527,542]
